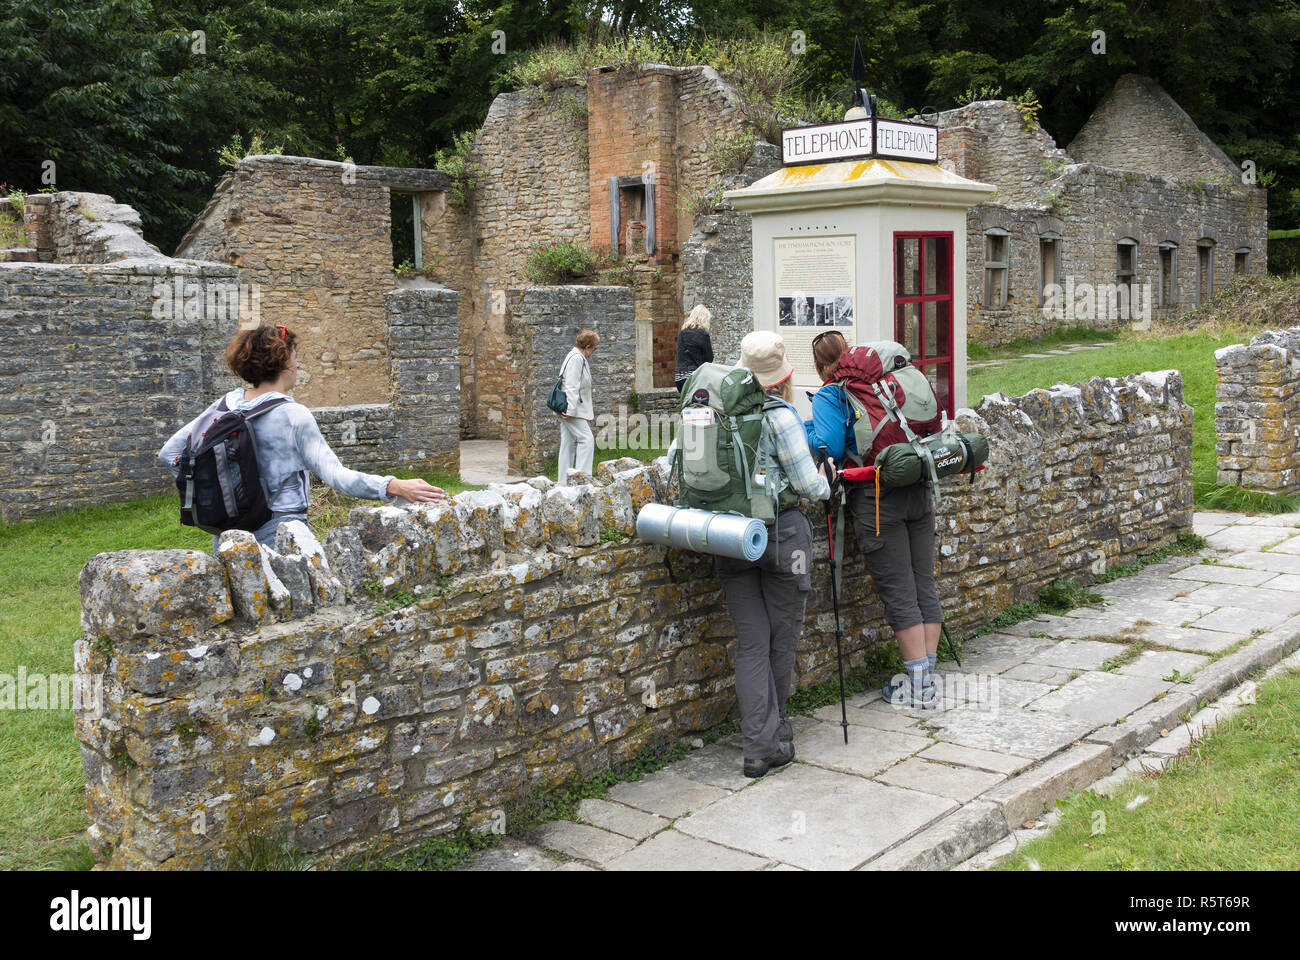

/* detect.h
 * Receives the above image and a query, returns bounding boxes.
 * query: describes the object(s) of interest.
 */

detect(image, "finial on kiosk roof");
[845,36,876,121]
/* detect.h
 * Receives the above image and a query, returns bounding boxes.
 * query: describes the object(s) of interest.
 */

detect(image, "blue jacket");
[803,383,860,464]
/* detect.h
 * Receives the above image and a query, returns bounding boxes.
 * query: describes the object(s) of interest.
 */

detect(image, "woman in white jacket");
[557,329,599,485]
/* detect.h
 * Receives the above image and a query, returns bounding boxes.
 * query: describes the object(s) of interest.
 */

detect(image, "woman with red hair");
[160,324,446,549]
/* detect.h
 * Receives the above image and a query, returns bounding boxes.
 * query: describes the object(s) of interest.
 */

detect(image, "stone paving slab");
[1028,670,1170,726]
[1000,662,1076,685]
[674,763,956,871]
[531,820,637,864]
[1029,614,1138,639]
[1116,649,1209,680]
[1179,582,1300,616]
[986,676,1055,707]
[921,703,1096,760]
[462,836,558,871]
[875,757,1006,801]
[1093,598,1216,626]
[1169,563,1279,586]
[606,771,732,819]
[813,701,922,732]
[576,798,670,841]
[980,743,1112,827]
[1027,638,1129,670]
[602,829,772,871]
[1204,525,1294,552]
[1191,606,1289,634]
[1148,624,1249,652]
[1092,576,1191,602]
[859,801,1008,871]
[993,618,1058,638]
[1263,533,1300,553]
[1221,550,1300,575]
[794,722,932,778]
[918,741,1033,775]
[1263,573,1300,591]
[669,743,753,792]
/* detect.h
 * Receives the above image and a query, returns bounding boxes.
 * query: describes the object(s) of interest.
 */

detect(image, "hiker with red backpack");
[159,324,446,550]
[805,330,950,709]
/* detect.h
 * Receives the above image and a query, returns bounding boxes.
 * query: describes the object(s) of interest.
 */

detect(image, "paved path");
[459,439,519,486]
[464,509,1300,870]
[968,340,1117,370]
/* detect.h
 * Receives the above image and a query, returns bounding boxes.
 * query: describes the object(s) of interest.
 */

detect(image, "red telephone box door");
[893,232,955,417]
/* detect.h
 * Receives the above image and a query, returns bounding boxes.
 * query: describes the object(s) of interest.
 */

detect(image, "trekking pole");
[817,446,850,745]
[941,623,962,669]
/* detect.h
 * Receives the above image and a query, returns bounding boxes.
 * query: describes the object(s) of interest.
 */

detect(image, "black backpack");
[175,396,300,535]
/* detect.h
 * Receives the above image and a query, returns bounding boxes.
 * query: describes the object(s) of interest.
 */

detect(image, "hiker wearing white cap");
[715,330,835,778]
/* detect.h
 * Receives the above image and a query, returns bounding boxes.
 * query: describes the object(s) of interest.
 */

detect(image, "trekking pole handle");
[816,445,838,493]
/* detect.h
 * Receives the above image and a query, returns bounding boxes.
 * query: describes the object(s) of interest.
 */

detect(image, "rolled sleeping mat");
[636,503,768,561]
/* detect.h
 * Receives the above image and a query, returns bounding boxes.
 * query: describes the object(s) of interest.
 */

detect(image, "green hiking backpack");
[672,362,799,522]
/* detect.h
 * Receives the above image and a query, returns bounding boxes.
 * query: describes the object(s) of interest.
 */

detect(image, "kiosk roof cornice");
[725,158,995,212]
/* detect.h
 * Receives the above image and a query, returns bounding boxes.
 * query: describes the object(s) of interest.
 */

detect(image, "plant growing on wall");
[1009,89,1042,129]
[217,129,284,168]
[433,131,483,209]
[525,238,598,283]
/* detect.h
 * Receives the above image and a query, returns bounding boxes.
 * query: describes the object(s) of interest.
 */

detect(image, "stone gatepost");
[1216,328,1300,493]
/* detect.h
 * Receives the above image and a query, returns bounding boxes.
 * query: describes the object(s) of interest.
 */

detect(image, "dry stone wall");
[1216,327,1300,493]
[75,370,1192,869]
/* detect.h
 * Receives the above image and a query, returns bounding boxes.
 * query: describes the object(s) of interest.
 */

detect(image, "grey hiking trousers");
[714,507,814,761]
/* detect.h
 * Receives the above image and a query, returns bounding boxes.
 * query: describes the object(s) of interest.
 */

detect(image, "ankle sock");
[903,656,929,697]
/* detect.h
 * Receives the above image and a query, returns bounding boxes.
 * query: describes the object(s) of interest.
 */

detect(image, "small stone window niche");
[1197,238,1216,304]
[608,175,656,259]
[983,229,1009,308]
[1039,232,1061,306]
[1235,246,1250,275]
[1116,238,1138,304]
[1158,242,1178,310]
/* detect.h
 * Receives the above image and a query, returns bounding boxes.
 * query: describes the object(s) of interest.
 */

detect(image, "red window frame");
[893,231,955,417]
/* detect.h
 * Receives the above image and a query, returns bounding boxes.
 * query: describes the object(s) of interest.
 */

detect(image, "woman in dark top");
[675,304,714,392]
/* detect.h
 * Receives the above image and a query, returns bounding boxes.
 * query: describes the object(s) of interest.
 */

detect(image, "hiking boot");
[778,718,794,743]
[883,674,939,710]
[743,741,795,779]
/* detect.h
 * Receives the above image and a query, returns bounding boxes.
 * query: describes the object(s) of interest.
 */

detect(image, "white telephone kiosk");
[725,115,995,419]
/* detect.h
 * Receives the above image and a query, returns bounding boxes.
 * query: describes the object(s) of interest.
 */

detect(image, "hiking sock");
[903,656,928,703]
[926,652,937,675]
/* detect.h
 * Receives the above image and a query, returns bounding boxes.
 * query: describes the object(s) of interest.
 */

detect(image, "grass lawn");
[997,665,1300,870]
[967,323,1297,511]
[0,448,660,870]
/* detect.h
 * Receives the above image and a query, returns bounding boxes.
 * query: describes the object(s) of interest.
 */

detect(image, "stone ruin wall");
[421,87,591,440]
[1216,327,1300,493]
[0,255,239,522]
[680,141,783,369]
[1068,75,1243,184]
[961,169,1267,347]
[175,156,410,409]
[74,370,1192,868]
[503,286,636,475]
[936,94,1268,347]
[0,251,460,520]
[424,65,772,431]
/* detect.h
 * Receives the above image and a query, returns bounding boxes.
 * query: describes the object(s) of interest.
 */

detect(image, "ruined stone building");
[424,68,1266,441]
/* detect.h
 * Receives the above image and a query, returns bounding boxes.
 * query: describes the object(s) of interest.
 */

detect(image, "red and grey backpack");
[834,341,942,466]
[175,396,300,535]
